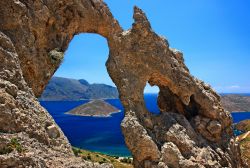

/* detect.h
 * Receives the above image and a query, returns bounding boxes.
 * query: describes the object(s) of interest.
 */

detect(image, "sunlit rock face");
[0,0,245,167]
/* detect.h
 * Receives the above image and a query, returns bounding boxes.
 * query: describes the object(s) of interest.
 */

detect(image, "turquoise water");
[40,94,250,156]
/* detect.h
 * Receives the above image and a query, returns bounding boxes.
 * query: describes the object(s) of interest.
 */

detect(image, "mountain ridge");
[39,76,118,100]
[40,77,250,113]
[221,94,250,112]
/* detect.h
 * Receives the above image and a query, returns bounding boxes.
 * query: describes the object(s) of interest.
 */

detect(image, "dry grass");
[240,136,250,166]
[72,147,133,168]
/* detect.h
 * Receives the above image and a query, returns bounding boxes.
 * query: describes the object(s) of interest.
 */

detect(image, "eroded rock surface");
[0,0,246,167]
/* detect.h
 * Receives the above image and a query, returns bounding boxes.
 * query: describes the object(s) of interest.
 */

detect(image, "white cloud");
[213,85,246,93]
[228,85,240,89]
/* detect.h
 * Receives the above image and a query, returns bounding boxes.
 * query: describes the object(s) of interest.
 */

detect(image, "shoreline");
[65,110,122,117]
[72,147,133,167]
[39,98,120,101]
[231,111,250,113]
[77,147,132,158]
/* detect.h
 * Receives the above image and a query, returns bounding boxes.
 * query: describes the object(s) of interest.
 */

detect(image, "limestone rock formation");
[0,0,246,167]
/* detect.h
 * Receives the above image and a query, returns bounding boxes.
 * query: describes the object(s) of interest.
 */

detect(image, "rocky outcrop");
[236,120,250,132]
[0,0,246,167]
[0,0,118,167]
[109,8,245,168]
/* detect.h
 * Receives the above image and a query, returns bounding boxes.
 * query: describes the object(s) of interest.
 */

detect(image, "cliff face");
[0,0,117,167]
[0,0,246,168]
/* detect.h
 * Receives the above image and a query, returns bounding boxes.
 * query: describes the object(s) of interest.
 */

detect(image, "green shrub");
[99,161,104,164]
[120,157,132,164]
[87,155,91,160]
[8,138,23,153]
[0,146,13,155]
[81,156,87,160]
[72,147,81,156]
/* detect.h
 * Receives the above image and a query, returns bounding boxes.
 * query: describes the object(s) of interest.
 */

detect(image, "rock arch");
[0,0,245,167]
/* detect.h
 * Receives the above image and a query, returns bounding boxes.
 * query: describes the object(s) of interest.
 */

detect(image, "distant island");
[221,94,250,112]
[39,76,118,100]
[39,77,250,112]
[66,99,120,117]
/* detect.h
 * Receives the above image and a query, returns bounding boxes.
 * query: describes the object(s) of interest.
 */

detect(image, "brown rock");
[0,0,246,168]
[207,120,222,135]
[161,142,183,168]
[47,125,60,139]
[235,119,250,132]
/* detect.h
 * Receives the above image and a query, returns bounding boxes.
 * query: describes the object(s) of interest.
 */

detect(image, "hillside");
[221,94,250,112]
[235,120,250,166]
[236,119,250,132]
[66,100,120,117]
[39,77,118,100]
[72,147,133,168]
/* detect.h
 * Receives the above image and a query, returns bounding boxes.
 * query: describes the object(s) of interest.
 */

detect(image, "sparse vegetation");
[240,137,250,166]
[71,147,133,168]
[0,138,23,155]
[87,154,91,160]
[236,120,250,166]
[8,138,23,153]
[72,147,81,156]
[236,120,250,132]
[0,145,12,155]
[120,157,132,164]
[48,48,64,65]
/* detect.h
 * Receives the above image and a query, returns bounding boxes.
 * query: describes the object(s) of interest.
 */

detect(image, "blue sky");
[55,0,250,93]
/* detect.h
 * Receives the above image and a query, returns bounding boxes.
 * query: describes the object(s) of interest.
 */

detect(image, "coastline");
[39,98,120,101]
[231,111,250,113]
[65,110,121,117]
[72,147,133,168]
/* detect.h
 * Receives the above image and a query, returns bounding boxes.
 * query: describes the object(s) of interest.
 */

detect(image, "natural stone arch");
[107,7,243,167]
[0,0,246,168]
[0,0,122,98]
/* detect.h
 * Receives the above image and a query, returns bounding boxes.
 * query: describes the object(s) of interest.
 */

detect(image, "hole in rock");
[156,85,200,120]
[184,95,200,120]
[143,83,160,115]
[39,33,131,157]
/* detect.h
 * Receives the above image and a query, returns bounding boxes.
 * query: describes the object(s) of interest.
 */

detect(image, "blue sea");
[40,94,250,157]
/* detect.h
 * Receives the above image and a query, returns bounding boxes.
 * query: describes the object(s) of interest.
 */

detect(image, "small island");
[66,99,120,117]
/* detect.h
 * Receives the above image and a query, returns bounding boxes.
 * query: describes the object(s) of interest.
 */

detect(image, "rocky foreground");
[0,0,247,167]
